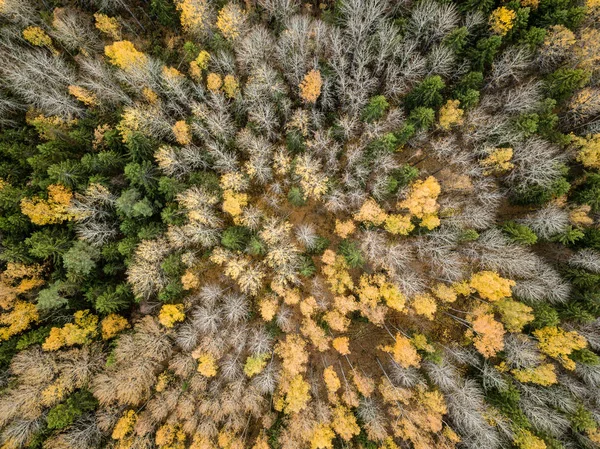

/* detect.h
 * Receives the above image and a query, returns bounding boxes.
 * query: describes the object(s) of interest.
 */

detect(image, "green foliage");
[287,186,306,207]
[545,68,590,103]
[362,95,389,123]
[572,173,600,213]
[247,236,267,256]
[487,383,530,428]
[551,226,585,245]
[570,348,600,366]
[37,281,69,310]
[299,255,316,277]
[404,76,445,111]
[46,390,98,430]
[16,326,52,350]
[286,130,305,154]
[63,241,100,278]
[95,284,134,314]
[307,236,330,255]
[570,405,596,432]
[408,107,435,130]
[221,226,252,251]
[26,229,71,262]
[150,0,177,27]
[531,303,560,329]
[459,229,480,242]
[469,36,502,71]
[511,176,571,206]
[444,26,469,53]
[501,221,538,245]
[338,239,364,268]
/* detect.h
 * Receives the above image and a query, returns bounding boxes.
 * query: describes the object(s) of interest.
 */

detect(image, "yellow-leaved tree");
[21,184,77,225]
[299,70,323,103]
[104,41,148,72]
[533,326,587,370]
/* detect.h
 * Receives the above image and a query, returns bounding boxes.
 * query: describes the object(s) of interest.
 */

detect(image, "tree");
[379,333,421,368]
[362,96,389,122]
[104,41,148,72]
[21,184,76,225]
[158,304,185,328]
[405,76,446,110]
[489,7,517,35]
[299,70,323,103]
[469,271,515,301]
[533,326,587,370]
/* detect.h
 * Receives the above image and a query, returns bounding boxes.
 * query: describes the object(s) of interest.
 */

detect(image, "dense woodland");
[1,0,600,448]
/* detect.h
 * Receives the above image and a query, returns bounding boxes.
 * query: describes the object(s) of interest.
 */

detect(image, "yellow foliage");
[420,213,441,230]
[432,284,457,303]
[94,13,121,40]
[23,26,54,50]
[533,326,587,370]
[512,363,557,386]
[481,148,515,175]
[452,280,472,296]
[384,214,414,235]
[259,295,279,321]
[244,353,270,377]
[223,74,239,98]
[321,251,354,294]
[277,374,311,414]
[172,120,192,145]
[299,70,323,103]
[412,293,437,320]
[323,309,350,332]
[196,352,218,377]
[469,271,515,301]
[156,423,186,449]
[176,0,210,35]
[570,205,593,227]
[332,406,360,440]
[21,184,76,225]
[438,99,464,130]
[311,424,335,449]
[112,410,137,440]
[398,176,441,219]
[379,333,421,368]
[181,269,200,290]
[101,314,129,339]
[294,154,329,200]
[489,7,516,35]
[155,371,174,392]
[0,301,39,341]
[207,72,223,91]
[513,429,547,449]
[332,336,350,355]
[353,371,375,397]
[158,303,186,328]
[276,334,308,376]
[216,4,245,40]
[466,306,505,358]
[104,41,148,71]
[68,85,98,106]
[574,134,600,169]
[521,0,539,8]
[222,189,248,217]
[42,309,98,351]
[335,219,356,238]
[323,365,341,400]
[412,333,435,353]
[354,198,387,226]
[190,50,210,80]
[495,299,534,332]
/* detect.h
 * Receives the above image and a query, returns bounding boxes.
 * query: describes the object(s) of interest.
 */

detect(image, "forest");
[1,0,600,448]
